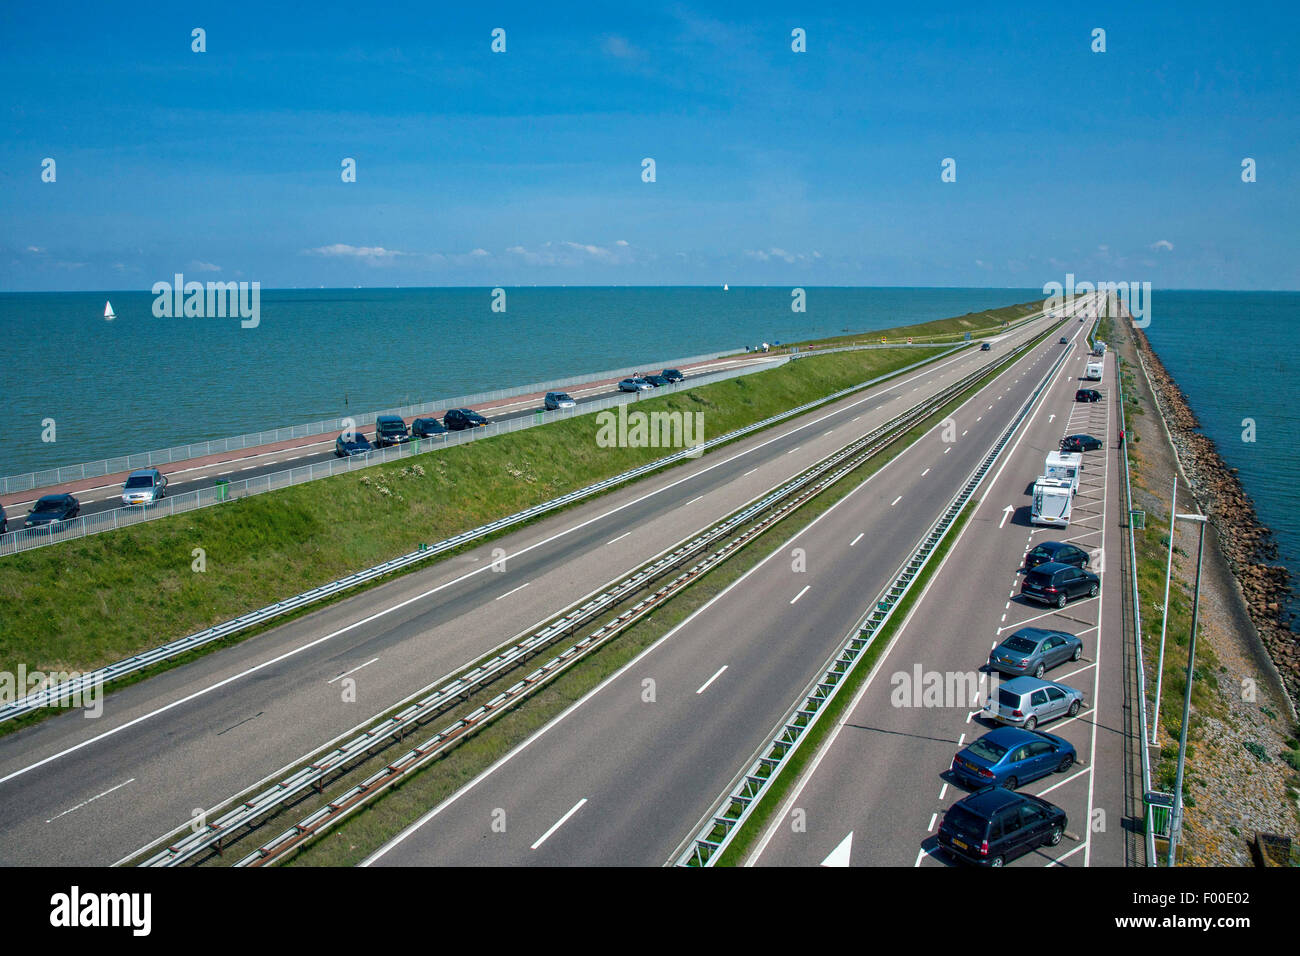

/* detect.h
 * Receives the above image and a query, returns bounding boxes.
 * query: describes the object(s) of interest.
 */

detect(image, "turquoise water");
[0,286,1037,473]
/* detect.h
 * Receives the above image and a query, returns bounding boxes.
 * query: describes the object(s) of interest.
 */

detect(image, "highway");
[0,306,1074,866]
[746,342,1126,867]
[360,310,1096,866]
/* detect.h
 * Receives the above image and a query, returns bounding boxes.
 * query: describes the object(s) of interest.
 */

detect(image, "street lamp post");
[1166,513,1207,867]
[1151,478,1178,743]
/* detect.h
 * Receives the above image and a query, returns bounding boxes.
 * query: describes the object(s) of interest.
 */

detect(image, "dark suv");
[1020,561,1100,608]
[1075,388,1102,403]
[938,787,1067,866]
[373,415,410,447]
[444,408,488,430]
[661,369,685,383]
[1062,434,1103,453]
[1024,541,1089,571]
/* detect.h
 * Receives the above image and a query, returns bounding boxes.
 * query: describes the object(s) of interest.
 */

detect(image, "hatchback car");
[937,787,1067,866]
[980,342,992,351]
[1075,388,1102,403]
[1059,336,1069,345]
[1061,434,1103,453]
[661,369,685,383]
[619,378,654,392]
[444,408,488,430]
[373,415,410,447]
[986,675,1085,729]
[951,727,1076,790]
[988,627,1083,678]
[1024,541,1089,571]
[643,374,670,387]
[121,468,168,506]
[544,392,576,410]
[410,417,447,438]
[25,493,81,528]
[335,431,374,456]
[1020,561,1100,608]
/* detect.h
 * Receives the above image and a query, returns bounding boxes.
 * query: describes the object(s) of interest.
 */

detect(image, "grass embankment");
[285,335,1030,867]
[782,299,1042,351]
[0,344,944,679]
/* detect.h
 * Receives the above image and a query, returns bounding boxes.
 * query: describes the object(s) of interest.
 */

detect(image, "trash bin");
[1145,791,1173,837]
[215,478,229,502]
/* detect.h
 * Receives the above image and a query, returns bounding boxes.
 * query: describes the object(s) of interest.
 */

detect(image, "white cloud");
[1151,239,1174,251]
[469,248,490,257]
[306,243,403,261]
[601,35,644,60]
[190,260,221,272]
[25,246,44,253]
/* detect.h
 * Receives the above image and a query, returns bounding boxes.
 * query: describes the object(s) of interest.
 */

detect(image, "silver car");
[988,627,1083,678]
[619,378,653,392]
[986,676,1084,730]
[121,468,168,506]
[545,391,576,409]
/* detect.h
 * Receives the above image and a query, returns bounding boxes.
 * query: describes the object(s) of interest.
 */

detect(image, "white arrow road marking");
[1049,414,1056,423]
[999,505,1014,528]
[822,831,853,866]
[531,798,587,850]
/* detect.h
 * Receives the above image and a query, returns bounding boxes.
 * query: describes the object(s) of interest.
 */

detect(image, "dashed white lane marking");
[531,798,587,850]
[890,496,902,507]
[790,585,811,604]
[850,533,864,547]
[786,447,801,455]
[607,531,631,545]
[696,665,728,695]
[46,778,135,824]
[743,468,758,477]
[495,581,531,601]
[686,495,704,505]
[327,657,379,684]
[944,447,951,454]
[921,468,930,477]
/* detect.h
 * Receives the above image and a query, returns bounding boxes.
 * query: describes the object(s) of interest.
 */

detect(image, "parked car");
[988,627,1084,678]
[980,342,992,351]
[1024,541,1089,571]
[544,391,576,410]
[25,493,81,528]
[619,378,654,392]
[986,675,1085,729]
[1075,388,1102,403]
[120,468,168,506]
[373,415,410,448]
[937,786,1067,866]
[661,368,685,383]
[1,503,7,534]
[1020,561,1100,608]
[643,374,670,387]
[444,408,488,430]
[335,431,374,456]
[411,417,448,438]
[1061,433,1104,453]
[951,727,1076,790]
[1059,336,1069,345]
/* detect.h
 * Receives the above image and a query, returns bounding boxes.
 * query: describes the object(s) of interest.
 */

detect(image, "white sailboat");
[723,283,729,291]
[103,300,116,320]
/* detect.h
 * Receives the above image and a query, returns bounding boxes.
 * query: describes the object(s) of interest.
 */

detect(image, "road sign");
[1131,509,1146,529]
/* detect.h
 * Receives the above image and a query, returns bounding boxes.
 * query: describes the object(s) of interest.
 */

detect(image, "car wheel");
[1068,700,1081,717]
[1034,663,1045,679]
[1056,593,1067,609]
[1003,776,1018,790]
[1089,583,1099,598]
[1046,826,1063,847]
[1071,645,1082,661]
[989,856,1005,868]
[1024,716,1037,730]
[1057,755,1074,772]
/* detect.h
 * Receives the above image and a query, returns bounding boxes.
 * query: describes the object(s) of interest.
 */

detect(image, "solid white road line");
[696,665,728,695]
[327,658,379,684]
[46,778,135,824]
[531,798,587,850]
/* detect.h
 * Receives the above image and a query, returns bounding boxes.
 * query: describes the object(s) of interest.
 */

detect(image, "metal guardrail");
[0,359,782,559]
[0,347,752,496]
[145,363,985,867]
[1,342,977,724]
[673,314,1076,866]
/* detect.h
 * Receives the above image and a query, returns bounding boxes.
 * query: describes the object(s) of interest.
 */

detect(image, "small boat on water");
[723,283,729,291]
[103,300,116,320]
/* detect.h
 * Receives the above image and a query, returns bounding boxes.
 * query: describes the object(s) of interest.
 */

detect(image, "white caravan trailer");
[1085,359,1104,381]
[1031,477,1074,527]
[1044,451,1083,494]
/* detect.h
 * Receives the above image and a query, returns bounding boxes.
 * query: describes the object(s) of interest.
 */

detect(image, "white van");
[1084,360,1104,381]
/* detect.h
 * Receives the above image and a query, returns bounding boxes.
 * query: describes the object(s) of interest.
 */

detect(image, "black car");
[980,342,992,351]
[1059,337,1069,345]
[1075,388,1102,403]
[335,431,373,457]
[411,417,448,438]
[1062,434,1104,453]
[643,374,670,387]
[1020,561,1100,608]
[25,493,81,528]
[444,408,488,430]
[0,503,7,534]
[1024,541,1089,571]
[937,787,1067,866]
[661,368,685,383]
[373,415,410,448]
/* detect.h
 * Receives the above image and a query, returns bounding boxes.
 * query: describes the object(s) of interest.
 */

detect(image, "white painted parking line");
[743,468,758,477]
[327,658,379,684]
[686,495,704,505]
[921,468,930,477]
[495,581,531,601]
[790,585,811,605]
[46,778,135,824]
[696,665,729,695]
[890,496,902,507]
[607,532,631,545]
[531,798,588,850]
[787,447,801,455]
[850,533,864,547]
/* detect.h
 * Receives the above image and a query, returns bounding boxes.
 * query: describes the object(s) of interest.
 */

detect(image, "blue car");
[950,726,1075,790]
[335,431,374,457]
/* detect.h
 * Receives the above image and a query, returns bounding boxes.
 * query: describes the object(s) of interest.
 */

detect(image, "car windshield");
[1002,636,1038,653]
[124,475,154,488]
[34,498,64,512]
[967,738,1008,761]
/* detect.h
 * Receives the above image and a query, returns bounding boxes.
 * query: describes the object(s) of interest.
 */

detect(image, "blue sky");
[2,1,1296,290]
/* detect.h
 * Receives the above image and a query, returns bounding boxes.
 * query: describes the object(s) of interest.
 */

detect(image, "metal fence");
[0,347,751,496]
[0,358,784,559]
